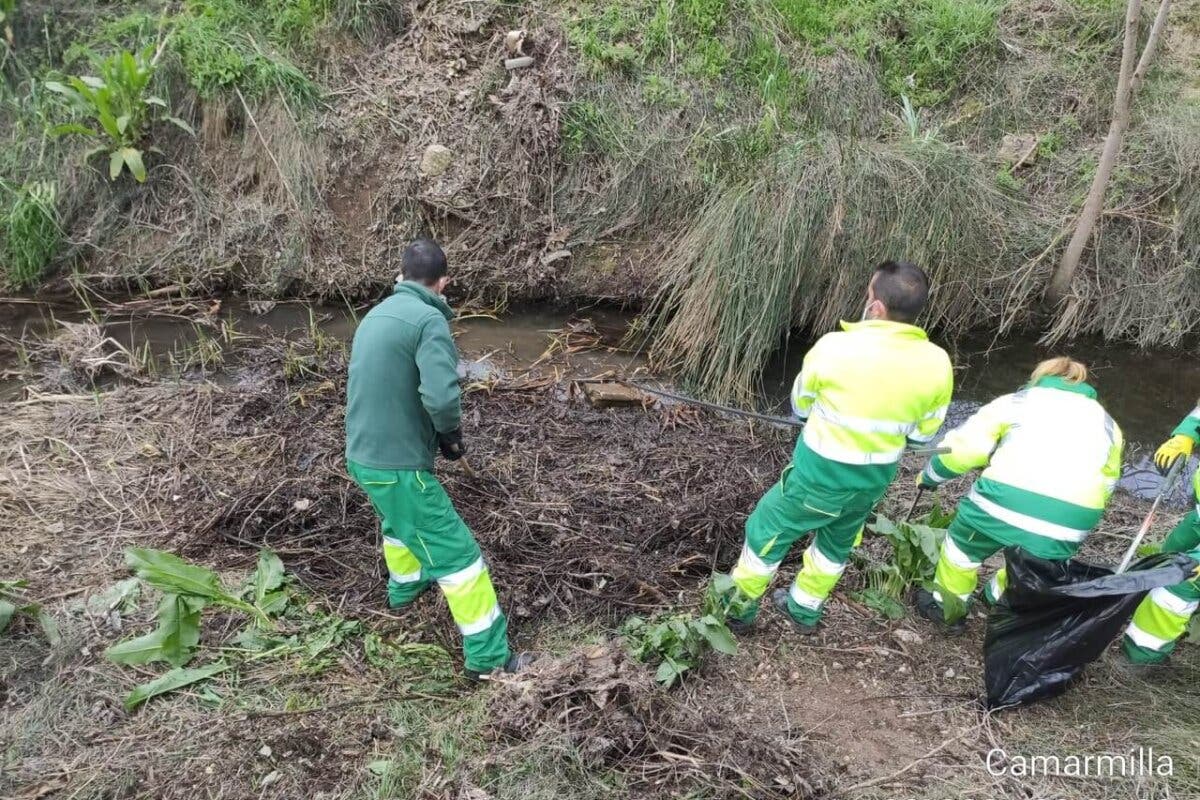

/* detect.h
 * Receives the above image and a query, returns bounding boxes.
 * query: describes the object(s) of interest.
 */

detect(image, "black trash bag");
[983,549,1198,709]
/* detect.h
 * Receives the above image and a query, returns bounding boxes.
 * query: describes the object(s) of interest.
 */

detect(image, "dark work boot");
[771,589,819,636]
[915,588,966,636]
[465,651,536,683]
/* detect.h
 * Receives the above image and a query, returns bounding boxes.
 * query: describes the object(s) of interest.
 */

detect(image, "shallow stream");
[3,295,1197,503]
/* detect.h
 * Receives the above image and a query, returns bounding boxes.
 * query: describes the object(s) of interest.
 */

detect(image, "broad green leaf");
[907,522,947,565]
[854,588,907,620]
[109,149,124,180]
[79,75,106,90]
[107,593,204,666]
[367,760,394,777]
[116,114,130,134]
[252,550,285,605]
[654,659,681,686]
[93,95,122,141]
[124,660,229,711]
[32,607,60,647]
[44,81,75,97]
[122,148,147,183]
[50,122,98,137]
[696,620,737,655]
[125,549,232,602]
[165,115,196,136]
[234,626,285,652]
[258,591,289,617]
[710,573,735,597]
[0,599,14,634]
[145,96,167,108]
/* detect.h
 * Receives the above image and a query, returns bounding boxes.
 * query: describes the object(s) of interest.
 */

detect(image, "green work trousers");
[348,460,510,672]
[931,517,1010,609]
[729,465,879,626]
[1123,510,1200,664]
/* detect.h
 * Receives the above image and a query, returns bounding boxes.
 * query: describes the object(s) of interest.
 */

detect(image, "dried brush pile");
[187,349,789,638]
[487,641,831,799]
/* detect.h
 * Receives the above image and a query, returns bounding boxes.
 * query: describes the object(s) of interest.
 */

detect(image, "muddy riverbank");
[3,294,1197,501]
[3,328,1197,799]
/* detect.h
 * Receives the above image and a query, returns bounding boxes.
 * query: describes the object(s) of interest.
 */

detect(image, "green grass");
[84,1,330,103]
[771,0,1004,106]
[1,181,60,288]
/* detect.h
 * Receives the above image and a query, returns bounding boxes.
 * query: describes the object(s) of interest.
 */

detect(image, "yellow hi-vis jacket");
[921,377,1123,558]
[791,319,953,478]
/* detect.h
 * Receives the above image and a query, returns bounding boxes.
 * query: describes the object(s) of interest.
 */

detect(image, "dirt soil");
[2,328,1198,799]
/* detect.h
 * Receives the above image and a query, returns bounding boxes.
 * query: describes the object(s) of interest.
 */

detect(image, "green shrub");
[82,1,328,104]
[1,180,60,288]
[621,574,741,686]
[772,0,1004,106]
[47,44,194,182]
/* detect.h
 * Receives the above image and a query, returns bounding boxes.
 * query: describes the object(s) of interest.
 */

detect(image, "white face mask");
[861,300,879,321]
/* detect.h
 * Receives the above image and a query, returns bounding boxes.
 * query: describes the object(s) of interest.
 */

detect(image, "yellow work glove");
[1154,434,1194,474]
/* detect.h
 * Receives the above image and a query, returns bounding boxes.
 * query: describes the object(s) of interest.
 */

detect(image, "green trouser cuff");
[1123,636,1171,664]
[388,578,432,608]
[463,613,510,673]
[786,594,821,625]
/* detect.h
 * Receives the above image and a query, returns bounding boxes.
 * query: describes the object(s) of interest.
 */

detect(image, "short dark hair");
[401,238,448,284]
[871,260,930,323]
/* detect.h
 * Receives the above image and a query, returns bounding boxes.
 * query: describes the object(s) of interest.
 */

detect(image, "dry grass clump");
[647,134,1047,402]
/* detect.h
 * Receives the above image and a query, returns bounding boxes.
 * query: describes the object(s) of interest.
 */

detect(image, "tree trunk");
[1046,0,1171,303]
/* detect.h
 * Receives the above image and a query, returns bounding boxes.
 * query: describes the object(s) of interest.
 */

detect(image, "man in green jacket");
[345,238,524,680]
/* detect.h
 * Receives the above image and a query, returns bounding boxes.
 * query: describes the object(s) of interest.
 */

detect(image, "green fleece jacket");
[345,281,461,470]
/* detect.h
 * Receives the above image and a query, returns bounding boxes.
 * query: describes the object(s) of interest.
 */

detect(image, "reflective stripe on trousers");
[383,535,423,584]
[789,543,848,611]
[437,557,504,636]
[1124,586,1199,653]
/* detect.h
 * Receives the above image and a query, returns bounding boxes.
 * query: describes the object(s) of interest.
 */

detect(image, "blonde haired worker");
[916,357,1124,630]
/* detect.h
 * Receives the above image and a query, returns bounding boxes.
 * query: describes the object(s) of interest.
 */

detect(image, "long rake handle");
[617,380,949,455]
[1117,456,1186,574]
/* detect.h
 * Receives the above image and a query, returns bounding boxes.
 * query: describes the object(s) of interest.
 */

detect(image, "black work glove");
[437,428,466,461]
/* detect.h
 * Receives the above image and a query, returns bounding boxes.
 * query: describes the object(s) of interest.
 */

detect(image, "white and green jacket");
[922,376,1123,559]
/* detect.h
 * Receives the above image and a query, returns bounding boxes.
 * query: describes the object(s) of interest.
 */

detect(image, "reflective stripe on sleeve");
[924,459,956,484]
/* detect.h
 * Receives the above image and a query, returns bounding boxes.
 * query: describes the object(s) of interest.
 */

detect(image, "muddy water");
[3,298,1197,502]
